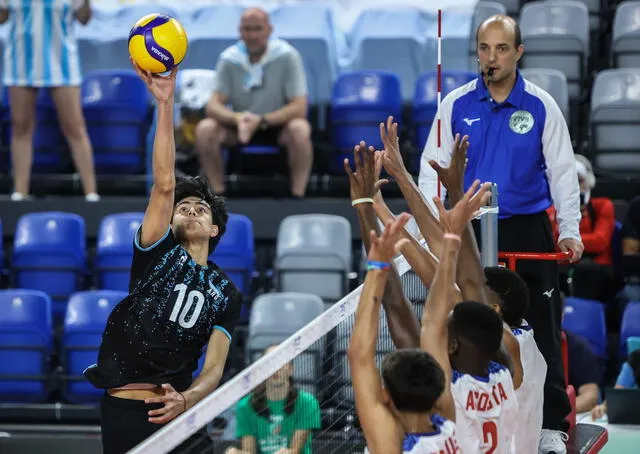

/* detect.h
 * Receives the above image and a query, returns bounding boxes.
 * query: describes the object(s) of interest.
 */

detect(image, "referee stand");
[480,183,608,454]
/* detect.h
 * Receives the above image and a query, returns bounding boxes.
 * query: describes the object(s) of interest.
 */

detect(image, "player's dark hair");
[475,15,522,48]
[173,176,228,254]
[484,266,530,327]
[628,349,640,386]
[451,301,504,356]
[381,349,445,413]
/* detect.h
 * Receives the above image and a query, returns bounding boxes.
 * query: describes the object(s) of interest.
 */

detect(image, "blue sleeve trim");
[213,325,232,341]
[134,225,171,252]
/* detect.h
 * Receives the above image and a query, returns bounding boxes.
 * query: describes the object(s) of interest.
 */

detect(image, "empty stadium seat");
[82,70,152,174]
[247,292,325,395]
[620,301,640,360]
[209,213,255,296]
[412,70,477,152]
[62,290,125,403]
[590,68,640,173]
[519,1,589,99]
[276,214,352,302]
[330,71,401,173]
[612,1,640,68]
[520,68,570,122]
[0,290,52,402]
[12,212,86,317]
[468,1,507,68]
[562,297,607,359]
[96,212,144,292]
[347,8,431,101]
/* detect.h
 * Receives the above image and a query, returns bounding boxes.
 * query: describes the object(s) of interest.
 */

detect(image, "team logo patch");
[509,110,534,134]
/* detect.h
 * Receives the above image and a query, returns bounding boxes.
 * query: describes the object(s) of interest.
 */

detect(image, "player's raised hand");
[368,212,412,264]
[344,141,382,202]
[380,116,407,177]
[131,57,177,104]
[433,180,491,236]
[145,383,187,424]
[428,133,469,193]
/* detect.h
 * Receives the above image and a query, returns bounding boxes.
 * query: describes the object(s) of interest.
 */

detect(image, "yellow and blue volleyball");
[128,14,188,74]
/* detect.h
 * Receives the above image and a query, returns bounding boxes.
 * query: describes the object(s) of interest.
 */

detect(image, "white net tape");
[130,254,414,454]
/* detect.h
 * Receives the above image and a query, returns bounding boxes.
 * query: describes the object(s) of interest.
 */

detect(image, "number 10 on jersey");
[170,283,205,329]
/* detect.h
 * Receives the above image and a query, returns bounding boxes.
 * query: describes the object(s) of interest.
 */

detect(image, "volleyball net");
[130,252,420,454]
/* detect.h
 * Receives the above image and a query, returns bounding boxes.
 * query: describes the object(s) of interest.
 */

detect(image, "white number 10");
[170,283,205,329]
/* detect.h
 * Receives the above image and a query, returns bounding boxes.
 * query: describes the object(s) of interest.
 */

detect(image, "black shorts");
[100,392,211,454]
[243,126,284,147]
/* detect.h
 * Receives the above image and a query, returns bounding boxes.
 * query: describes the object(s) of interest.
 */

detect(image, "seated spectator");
[195,7,313,198]
[565,330,602,414]
[548,155,615,302]
[591,349,640,420]
[225,345,321,454]
[622,195,640,284]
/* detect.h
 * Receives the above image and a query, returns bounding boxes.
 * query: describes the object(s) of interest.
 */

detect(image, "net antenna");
[436,8,442,199]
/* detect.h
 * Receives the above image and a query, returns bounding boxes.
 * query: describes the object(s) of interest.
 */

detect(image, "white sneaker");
[85,193,101,202]
[10,192,28,201]
[539,429,568,454]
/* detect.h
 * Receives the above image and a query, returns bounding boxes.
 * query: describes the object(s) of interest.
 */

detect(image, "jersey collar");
[476,69,525,109]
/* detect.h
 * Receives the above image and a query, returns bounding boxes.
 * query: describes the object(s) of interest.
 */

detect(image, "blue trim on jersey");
[213,325,232,340]
[402,415,445,451]
[43,4,52,85]
[59,2,70,85]
[453,70,552,217]
[22,4,33,85]
[134,225,171,252]
[452,361,506,383]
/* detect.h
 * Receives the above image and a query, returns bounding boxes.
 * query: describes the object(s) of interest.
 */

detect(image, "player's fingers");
[374,179,389,191]
[148,406,168,417]
[149,413,173,424]
[394,238,411,254]
[428,160,441,173]
[161,383,176,393]
[343,158,354,177]
[144,395,170,404]
[433,197,446,220]
[464,179,481,201]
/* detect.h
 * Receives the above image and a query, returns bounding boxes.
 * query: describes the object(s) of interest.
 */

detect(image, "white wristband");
[352,198,374,207]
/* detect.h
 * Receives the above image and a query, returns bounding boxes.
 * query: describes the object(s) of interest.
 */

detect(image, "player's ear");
[492,302,502,316]
[448,338,459,356]
[210,225,219,238]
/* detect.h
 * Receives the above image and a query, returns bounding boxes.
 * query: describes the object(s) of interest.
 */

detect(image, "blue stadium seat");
[620,301,640,360]
[0,290,52,402]
[330,71,402,173]
[96,213,144,292]
[12,212,86,318]
[62,290,125,403]
[562,297,607,358]
[2,87,68,172]
[628,336,640,355]
[209,214,255,296]
[412,70,476,151]
[82,70,152,174]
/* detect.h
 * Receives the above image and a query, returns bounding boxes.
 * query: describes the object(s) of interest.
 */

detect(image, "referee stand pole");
[480,183,500,267]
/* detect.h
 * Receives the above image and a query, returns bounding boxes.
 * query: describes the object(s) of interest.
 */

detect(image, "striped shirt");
[418,70,581,242]
[3,0,84,87]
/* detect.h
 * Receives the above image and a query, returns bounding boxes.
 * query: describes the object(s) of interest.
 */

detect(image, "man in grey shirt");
[195,7,313,198]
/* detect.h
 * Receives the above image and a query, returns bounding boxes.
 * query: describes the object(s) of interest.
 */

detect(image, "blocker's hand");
[131,57,177,104]
[145,383,187,424]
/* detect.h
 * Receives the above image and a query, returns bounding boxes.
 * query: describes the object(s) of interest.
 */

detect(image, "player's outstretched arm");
[345,143,420,350]
[379,116,444,255]
[132,61,179,248]
[348,214,412,454]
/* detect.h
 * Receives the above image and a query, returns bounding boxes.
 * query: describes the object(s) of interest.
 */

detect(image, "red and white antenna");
[436,8,442,199]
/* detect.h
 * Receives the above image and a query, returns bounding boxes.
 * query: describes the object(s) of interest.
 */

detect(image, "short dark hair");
[173,176,228,254]
[381,349,445,413]
[628,349,640,386]
[475,15,522,48]
[485,266,530,327]
[451,301,503,356]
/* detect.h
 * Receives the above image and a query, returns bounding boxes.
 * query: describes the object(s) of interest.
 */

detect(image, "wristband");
[179,392,187,412]
[367,260,391,271]
[443,233,462,242]
[352,197,374,207]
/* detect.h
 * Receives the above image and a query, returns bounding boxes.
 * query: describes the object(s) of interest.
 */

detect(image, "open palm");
[131,58,177,103]
[433,180,491,236]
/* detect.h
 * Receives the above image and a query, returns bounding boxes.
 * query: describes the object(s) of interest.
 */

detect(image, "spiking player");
[84,62,242,454]
[486,266,547,454]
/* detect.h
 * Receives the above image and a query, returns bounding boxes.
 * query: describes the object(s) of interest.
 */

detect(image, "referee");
[418,15,583,454]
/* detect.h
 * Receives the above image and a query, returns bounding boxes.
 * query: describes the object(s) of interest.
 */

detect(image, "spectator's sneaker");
[10,192,30,201]
[539,429,568,454]
[85,193,101,202]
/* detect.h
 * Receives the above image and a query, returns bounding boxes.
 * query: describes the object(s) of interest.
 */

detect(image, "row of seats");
[0,211,354,318]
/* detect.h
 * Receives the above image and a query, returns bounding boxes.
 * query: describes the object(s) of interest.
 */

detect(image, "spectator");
[195,7,313,198]
[0,0,99,201]
[622,195,640,282]
[591,349,640,420]
[226,345,321,454]
[548,155,616,302]
[565,330,602,414]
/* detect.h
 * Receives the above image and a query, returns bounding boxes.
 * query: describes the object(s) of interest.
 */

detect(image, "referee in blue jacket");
[419,15,583,454]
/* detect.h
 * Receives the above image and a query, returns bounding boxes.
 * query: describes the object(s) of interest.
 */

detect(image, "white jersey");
[364,414,460,454]
[451,361,518,454]
[512,320,547,454]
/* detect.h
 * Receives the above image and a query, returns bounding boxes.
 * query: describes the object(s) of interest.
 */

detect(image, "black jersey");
[85,226,242,391]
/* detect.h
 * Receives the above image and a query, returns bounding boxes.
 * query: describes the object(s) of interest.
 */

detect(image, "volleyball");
[128,14,188,75]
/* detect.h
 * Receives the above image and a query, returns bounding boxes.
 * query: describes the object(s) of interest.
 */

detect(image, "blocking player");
[84,62,242,454]
[486,266,547,454]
